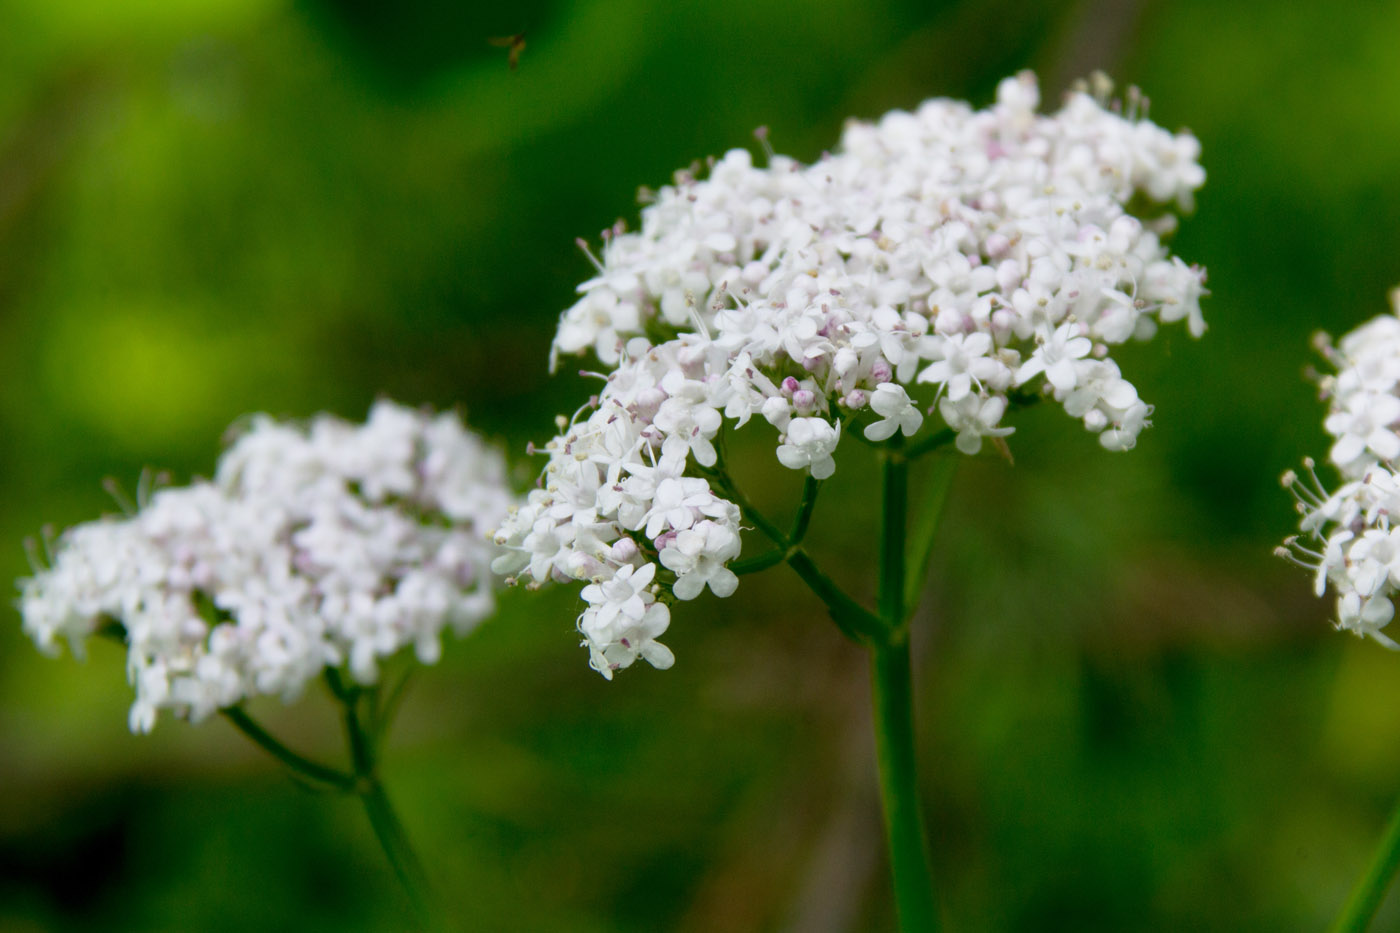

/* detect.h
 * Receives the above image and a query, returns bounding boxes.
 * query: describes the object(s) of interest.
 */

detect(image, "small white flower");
[939,394,1014,455]
[580,562,656,628]
[777,418,842,479]
[1015,323,1094,393]
[1326,391,1400,470]
[917,333,1000,402]
[864,383,924,442]
[659,521,741,600]
[584,601,674,680]
[642,476,715,539]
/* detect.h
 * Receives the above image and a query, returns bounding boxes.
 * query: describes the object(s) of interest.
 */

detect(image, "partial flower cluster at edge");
[493,72,1209,679]
[1281,290,1400,647]
[18,401,513,732]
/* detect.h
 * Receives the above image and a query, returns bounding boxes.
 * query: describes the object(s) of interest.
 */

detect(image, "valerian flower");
[19,402,513,732]
[1280,289,1400,648]
[497,72,1207,676]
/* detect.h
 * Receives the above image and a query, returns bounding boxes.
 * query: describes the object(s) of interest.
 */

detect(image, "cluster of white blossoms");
[1281,294,1400,647]
[495,72,1207,678]
[19,401,513,732]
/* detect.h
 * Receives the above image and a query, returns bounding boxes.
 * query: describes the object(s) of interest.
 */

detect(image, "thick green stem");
[871,436,939,932]
[711,427,940,928]
[870,635,939,932]
[1331,790,1400,932]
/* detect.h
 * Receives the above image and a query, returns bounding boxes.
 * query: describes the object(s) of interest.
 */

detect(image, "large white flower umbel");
[20,401,513,732]
[495,72,1207,678]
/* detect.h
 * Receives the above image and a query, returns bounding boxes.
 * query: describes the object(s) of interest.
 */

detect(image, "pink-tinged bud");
[781,376,800,396]
[792,389,817,414]
[871,358,893,383]
[610,538,639,562]
[844,389,868,409]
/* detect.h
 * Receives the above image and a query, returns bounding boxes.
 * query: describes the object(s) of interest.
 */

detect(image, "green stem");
[373,666,416,745]
[730,548,786,575]
[221,706,355,791]
[337,681,435,928]
[870,435,939,932]
[903,454,959,622]
[789,476,821,543]
[725,481,788,547]
[359,775,433,926]
[1331,789,1400,932]
[870,636,940,932]
[706,460,880,639]
[786,546,885,642]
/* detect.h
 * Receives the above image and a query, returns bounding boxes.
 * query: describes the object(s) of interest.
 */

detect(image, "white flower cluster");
[1282,296,1400,647]
[19,401,513,732]
[497,72,1207,678]
[492,337,744,679]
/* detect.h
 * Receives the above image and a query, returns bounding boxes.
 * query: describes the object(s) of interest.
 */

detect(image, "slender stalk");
[710,470,788,547]
[221,706,355,791]
[1331,789,1400,932]
[786,546,884,642]
[903,454,959,621]
[706,459,881,639]
[359,775,433,925]
[730,548,787,575]
[789,476,822,543]
[373,666,416,744]
[337,682,435,927]
[870,636,940,932]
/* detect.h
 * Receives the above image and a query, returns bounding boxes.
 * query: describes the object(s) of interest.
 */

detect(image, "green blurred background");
[1,0,1397,929]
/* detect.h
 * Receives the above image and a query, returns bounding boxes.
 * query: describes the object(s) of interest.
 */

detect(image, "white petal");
[641,641,675,670]
[708,568,739,598]
[864,419,898,442]
[672,574,704,601]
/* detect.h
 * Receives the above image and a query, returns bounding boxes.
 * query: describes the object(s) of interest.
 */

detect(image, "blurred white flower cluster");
[496,73,1206,678]
[1282,296,1400,647]
[19,401,512,732]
